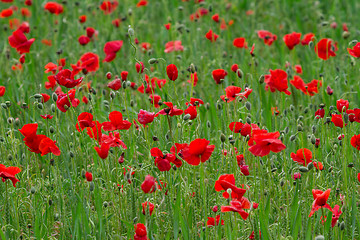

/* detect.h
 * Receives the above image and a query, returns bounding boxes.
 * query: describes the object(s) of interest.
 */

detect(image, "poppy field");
[1,0,360,239]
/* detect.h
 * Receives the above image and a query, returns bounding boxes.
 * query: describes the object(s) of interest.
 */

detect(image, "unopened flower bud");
[245,102,251,111]
[342,31,350,39]
[183,114,191,121]
[148,58,158,64]
[299,166,309,172]
[220,133,226,143]
[307,162,314,170]
[89,182,95,191]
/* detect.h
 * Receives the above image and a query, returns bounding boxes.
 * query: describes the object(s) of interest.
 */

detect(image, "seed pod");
[190,63,196,73]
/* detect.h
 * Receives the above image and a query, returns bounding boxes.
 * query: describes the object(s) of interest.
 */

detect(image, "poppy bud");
[343,112,349,124]
[49,126,55,134]
[220,133,226,142]
[284,127,289,134]
[190,63,196,73]
[216,101,222,110]
[342,31,350,39]
[7,117,13,125]
[153,136,159,141]
[207,121,211,128]
[14,118,20,127]
[49,199,53,206]
[69,151,74,158]
[183,114,191,121]
[259,74,265,84]
[37,103,43,109]
[128,26,134,36]
[290,135,297,141]
[5,101,11,107]
[299,166,309,172]
[315,235,325,240]
[122,81,127,89]
[118,152,125,164]
[148,58,158,64]
[81,169,86,178]
[205,102,210,110]
[236,69,243,78]
[308,41,314,50]
[89,182,95,191]
[280,180,284,187]
[50,159,54,166]
[349,40,358,46]
[229,139,236,145]
[311,135,316,144]
[30,186,36,194]
[34,93,42,99]
[245,102,251,111]
[334,143,338,150]
[110,91,116,99]
[297,124,303,132]
[307,162,314,170]
[340,221,345,230]
[348,163,354,168]
[7,154,12,161]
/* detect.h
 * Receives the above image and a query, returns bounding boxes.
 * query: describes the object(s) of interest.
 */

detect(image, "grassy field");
[1,0,360,239]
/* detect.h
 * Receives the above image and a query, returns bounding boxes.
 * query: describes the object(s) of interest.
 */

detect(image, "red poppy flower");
[301,33,315,45]
[103,40,123,62]
[94,143,110,159]
[86,27,96,38]
[248,131,286,157]
[101,132,127,149]
[134,223,148,240]
[214,174,246,199]
[107,77,122,90]
[85,172,93,182]
[236,154,250,176]
[40,114,53,119]
[100,0,118,14]
[291,148,312,166]
[102,111,132,131]
[8,28,35,54]
[233,37,248,48]
[186,97,204,107]
[212,69,227,84]
[283,32,301,50]
[0,8,13,18]
[257,30,277,46]
[44,2,63,15]
[205,29,218,42]
[76,112,95,131]
[212,13,220,22]
[207,215,224,227]
[149,94,161,108]
[347,42,360,58]
[0,86,6,97]
[331,114,346,128]
[347,109,360,123]
[309,189,332,217]
[55,69,83,88]
[79,52,100,72]
[79,15,87,23]
[306,79,322,96]
[155,102,183,117]
[264,69,291,95]
[181,138,215,165]
[184,105,197,120]
[164,23,171,30]
[142,201,154,216]
[138,110,155,126]
[21,8,31,17]
[290,75,307,94]
[221,198,251,220]
[136,0,148,7]
[294,65,302,74]
[331,205,342,228]
[315,38,337,60]
[151,147,180,171]
[78,35,90,46]
[351,134,360,150]
[315,108,325,119]
[56,89,79,112]
[166,64,178,81]
[141,175,156,193]
[164,40,184,53]
[0,164,21,187]
[19,123,60,156]
[220,86,242,102]
[135,61,144,73]
[336,99,349,113]
[357,173,360,182]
